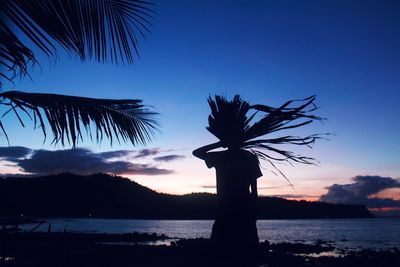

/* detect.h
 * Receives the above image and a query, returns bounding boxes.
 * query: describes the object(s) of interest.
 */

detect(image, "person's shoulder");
[203,150,227,168]
[240,149,259,162]
[203,150,224,160]
[240,149,255,157]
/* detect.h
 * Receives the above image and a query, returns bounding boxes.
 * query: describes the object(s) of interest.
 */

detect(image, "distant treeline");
[0,173,374,219]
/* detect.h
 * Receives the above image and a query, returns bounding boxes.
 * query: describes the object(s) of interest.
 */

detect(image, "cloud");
[258,186,288,190]
[201,185,216,189]
[134,148,161,158]
[154,155,185,162]
[1,147,174,176]
[99,150,135,159]
[319,175,400,209]
[269,194,319,199]
[0,146,32,160]
[99,148,161,160]
[0,173,39,178]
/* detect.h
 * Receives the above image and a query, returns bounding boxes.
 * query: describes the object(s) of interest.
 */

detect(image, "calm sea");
[20,218,400,250]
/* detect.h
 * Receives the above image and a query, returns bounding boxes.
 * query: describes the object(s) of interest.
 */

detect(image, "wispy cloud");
[99,148,162,160]
[258,185,289,190]
[269,194,319,199]
[201,185,216,189]
[154,155,185,162]
[99,150,135,159]
[134,148,161,158]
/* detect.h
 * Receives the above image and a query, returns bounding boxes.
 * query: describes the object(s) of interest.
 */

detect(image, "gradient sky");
[1,0,399,203]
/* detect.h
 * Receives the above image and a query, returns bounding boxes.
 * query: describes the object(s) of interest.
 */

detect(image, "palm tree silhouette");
[0,0,157,146]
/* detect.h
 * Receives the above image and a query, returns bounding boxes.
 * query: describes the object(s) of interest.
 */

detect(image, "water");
[20,218,400,250]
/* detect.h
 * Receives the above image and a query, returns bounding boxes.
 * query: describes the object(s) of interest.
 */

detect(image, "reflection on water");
[295,250,344,258]
[19,218,400,250]
[0,257,15,262]
[98,240,174,246]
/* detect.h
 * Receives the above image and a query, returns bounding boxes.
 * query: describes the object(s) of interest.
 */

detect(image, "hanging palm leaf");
[0,0,155,84]
[0,91,158,147]
[0,1,159,147]
[207,95,326,179]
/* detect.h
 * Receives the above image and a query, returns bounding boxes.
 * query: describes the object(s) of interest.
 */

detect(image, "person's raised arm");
[192,141,223,160]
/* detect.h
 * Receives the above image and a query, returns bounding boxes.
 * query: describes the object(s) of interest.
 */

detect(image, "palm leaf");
[0,91,158,146]
[0,0,155,84]
[0,18,37,84]
[205,94,326,180]
[206,95,251,147]
[243,96,325,167]
[244,96,322,141]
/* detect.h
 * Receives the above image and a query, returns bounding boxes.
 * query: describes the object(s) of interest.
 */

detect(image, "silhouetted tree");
[0,0,158,146]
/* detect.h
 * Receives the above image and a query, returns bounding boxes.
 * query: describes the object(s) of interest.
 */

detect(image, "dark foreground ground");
[1,232,399,267]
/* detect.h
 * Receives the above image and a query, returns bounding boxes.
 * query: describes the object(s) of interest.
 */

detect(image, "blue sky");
[1,0,399,201]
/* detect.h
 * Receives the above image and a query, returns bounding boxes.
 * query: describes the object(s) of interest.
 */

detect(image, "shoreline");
[1,231,399,267]
[1,216,382,222]
[5,217,400,251]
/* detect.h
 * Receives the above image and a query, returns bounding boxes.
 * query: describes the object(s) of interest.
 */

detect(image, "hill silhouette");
[0,173,373,219]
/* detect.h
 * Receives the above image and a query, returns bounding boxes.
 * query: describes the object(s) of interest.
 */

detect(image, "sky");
[0,0,399,213]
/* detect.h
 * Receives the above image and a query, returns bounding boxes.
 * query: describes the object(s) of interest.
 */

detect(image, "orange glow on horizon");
[369,188,400,200]
[281,196,320,202]
[368,207,400,212]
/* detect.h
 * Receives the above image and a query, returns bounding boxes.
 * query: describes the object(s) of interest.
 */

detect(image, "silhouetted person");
[193,94,323,266]
[193,141,262,266]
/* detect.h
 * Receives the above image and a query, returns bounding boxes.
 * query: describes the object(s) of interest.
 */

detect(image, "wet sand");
[1,232,399,266]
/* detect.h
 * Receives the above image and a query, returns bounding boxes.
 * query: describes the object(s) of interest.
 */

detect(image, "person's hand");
[219,140,228,148]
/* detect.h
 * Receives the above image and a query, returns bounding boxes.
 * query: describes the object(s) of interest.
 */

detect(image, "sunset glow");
[0,0,399,216]
[1,1,400,267]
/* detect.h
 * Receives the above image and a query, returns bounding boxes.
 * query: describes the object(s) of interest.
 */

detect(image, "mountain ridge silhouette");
[0,173,374,219]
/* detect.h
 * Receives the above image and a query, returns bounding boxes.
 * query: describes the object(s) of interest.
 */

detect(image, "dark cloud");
[201,185,216,189]
[319,175,400,209]
[0,173,39,178]
[154,155,185,162]
[0,146,32,160]
[1,147,173,176]
[99,150,135,159]
[127,166,173,175]
[258,186,288,190]
[100,148,161,160]
[134,148,160,158]
[269,194,319,199]
[200,185,297,191]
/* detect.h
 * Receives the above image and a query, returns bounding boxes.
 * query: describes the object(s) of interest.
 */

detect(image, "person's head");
[206,95,250,149]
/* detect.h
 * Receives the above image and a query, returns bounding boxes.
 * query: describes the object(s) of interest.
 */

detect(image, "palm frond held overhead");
[207,95,251,147]
[207,95,327,178]
[242,96,325,165]
[0,91,158,146]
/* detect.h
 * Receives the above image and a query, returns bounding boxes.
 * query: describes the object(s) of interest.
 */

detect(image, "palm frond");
[243,96,324,167]
[244,96,322,141]
[205,94,326,179]
[0,18,37,85]
[206,95,251,147]
[0,91,158,146]
[0,0,155,84]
